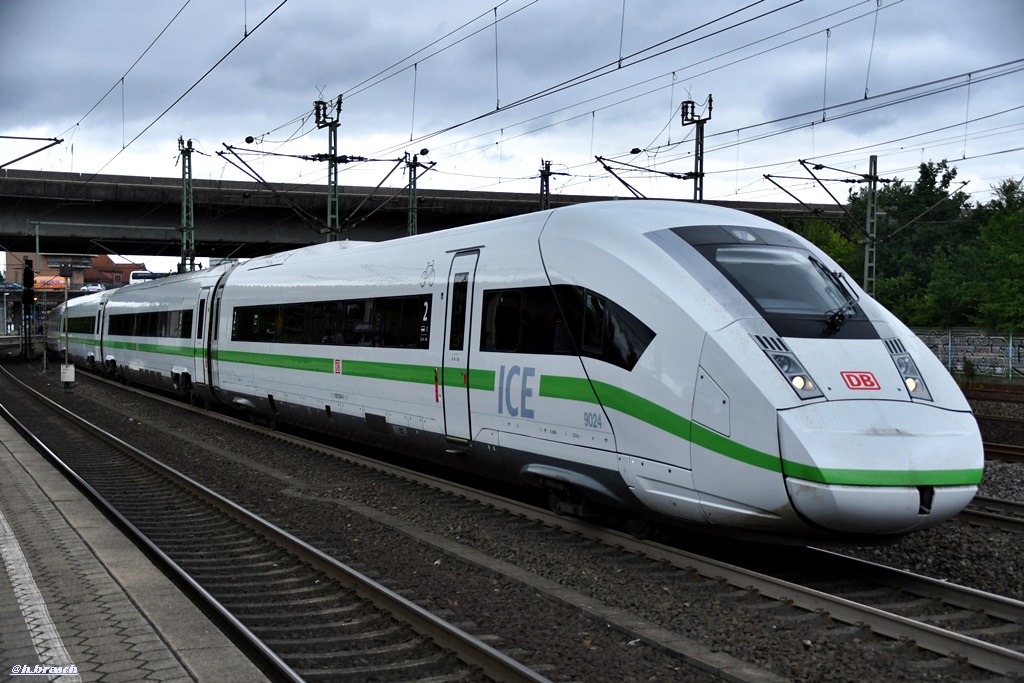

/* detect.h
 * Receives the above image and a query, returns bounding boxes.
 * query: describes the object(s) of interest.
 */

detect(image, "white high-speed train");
[47,200,983,542]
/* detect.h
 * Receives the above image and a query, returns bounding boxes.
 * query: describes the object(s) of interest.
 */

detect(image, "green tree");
[972,178,1024,329]
[848,160,977,322]
[793,218,859,275]
[917,242,984,327]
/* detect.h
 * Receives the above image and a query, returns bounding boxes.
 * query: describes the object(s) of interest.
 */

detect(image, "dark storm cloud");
[1,0,1021,202]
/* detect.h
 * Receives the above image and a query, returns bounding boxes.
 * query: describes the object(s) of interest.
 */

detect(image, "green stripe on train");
[339,360,495,390]
[177,349,986,488]
[540,375,779,473]
[215,349,334,373]
[65,336,100,347]
[782,461,982,487]
[104,339,195,357]
[539,374,981,487]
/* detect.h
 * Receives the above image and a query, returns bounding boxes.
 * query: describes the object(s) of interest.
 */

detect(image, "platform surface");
[0,419,270,682]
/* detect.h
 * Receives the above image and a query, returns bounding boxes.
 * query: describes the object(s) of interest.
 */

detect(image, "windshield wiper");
[824,302,855,331]
[809,256,859,332]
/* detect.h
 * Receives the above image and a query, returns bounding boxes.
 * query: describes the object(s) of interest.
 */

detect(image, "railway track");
[0,366,548,683]
[977,414,1024,428]
[7,362,1024,680]
[984,441,1024,463]
[962,495,1024,533]
[965,386,1024,403]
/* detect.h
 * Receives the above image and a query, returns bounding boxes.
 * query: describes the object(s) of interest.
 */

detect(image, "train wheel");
[625,515,653,539]
[544,484,596,518]
[546,489,566,516]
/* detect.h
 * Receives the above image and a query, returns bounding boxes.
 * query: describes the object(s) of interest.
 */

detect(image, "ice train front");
[679,222,983,536]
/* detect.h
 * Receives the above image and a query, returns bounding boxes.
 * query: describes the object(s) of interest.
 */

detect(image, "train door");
[208,284,226,392]
[96,301,106,368]
[442,251,479,443]
[193,287,211,386]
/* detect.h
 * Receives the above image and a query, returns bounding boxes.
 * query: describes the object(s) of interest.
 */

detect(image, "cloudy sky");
[2,0,1022,212]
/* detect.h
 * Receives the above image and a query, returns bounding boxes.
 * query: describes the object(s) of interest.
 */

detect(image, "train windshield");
[715,246,850,316]
[711,245,871,338]
[663,224,877,339]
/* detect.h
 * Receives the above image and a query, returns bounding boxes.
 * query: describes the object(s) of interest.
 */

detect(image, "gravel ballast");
[12,363,1023,682]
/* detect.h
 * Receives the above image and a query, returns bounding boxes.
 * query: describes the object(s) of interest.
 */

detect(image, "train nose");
[777,401,983,534]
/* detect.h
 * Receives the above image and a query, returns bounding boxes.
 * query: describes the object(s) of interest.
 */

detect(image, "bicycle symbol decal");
[420,260,435,287]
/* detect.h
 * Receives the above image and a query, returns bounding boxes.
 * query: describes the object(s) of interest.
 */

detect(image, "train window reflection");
[230,294,430,349]
[449,273,469,351]
[582,293,605,354]
[715,246,849,316]
[482,285,654,371]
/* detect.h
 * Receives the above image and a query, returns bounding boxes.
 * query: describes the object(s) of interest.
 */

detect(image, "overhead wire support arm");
[1,136,63,169]
[804,160,895,183]
[595,156,647,199]
[762,173,859,244]
[218,144,328,234]
[597,152,709,200]
[799,159,869,238]
[339,158,406,232]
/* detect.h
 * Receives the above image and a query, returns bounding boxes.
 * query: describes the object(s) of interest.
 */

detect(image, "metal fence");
[914,329,1024,385]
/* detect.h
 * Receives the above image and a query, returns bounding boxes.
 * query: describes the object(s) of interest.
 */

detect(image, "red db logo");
[841,371,879,390]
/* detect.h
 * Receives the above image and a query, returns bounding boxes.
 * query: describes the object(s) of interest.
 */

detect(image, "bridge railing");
[914,328,1024,386]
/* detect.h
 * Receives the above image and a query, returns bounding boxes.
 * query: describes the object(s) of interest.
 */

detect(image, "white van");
[128,271,164,285]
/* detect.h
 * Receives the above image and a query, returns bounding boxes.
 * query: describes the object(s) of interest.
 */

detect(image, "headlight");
[885,339,932,401]
[753,335,823,400]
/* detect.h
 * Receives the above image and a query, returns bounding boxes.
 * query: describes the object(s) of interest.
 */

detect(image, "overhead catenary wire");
[368,0,809,160]
[353,0,900,172]
[214,0,896,194]
[58,0,193,140]
[73,0,291,190]
[23,0,1018,214]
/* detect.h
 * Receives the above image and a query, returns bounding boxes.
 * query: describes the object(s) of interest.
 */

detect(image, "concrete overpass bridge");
[0,169,845,262]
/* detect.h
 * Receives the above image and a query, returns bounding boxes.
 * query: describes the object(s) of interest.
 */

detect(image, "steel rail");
[984,442,1024,462]
[0,366,552,683]
[961,495,1024,533]
[36,368,1024,677]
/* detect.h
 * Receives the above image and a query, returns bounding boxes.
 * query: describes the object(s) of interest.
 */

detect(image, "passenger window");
[197,300,206,340]
[582,293,605,355]
[343,300,375,346]
[480,287,574,355]
[383,296,428,348]
[279,304,306,344]
[257,305,279,343]
[449,273,469,351]
[482,290,521,351]
[310,302,337,345]
[231,306,259,342]
[553,285,655,371]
